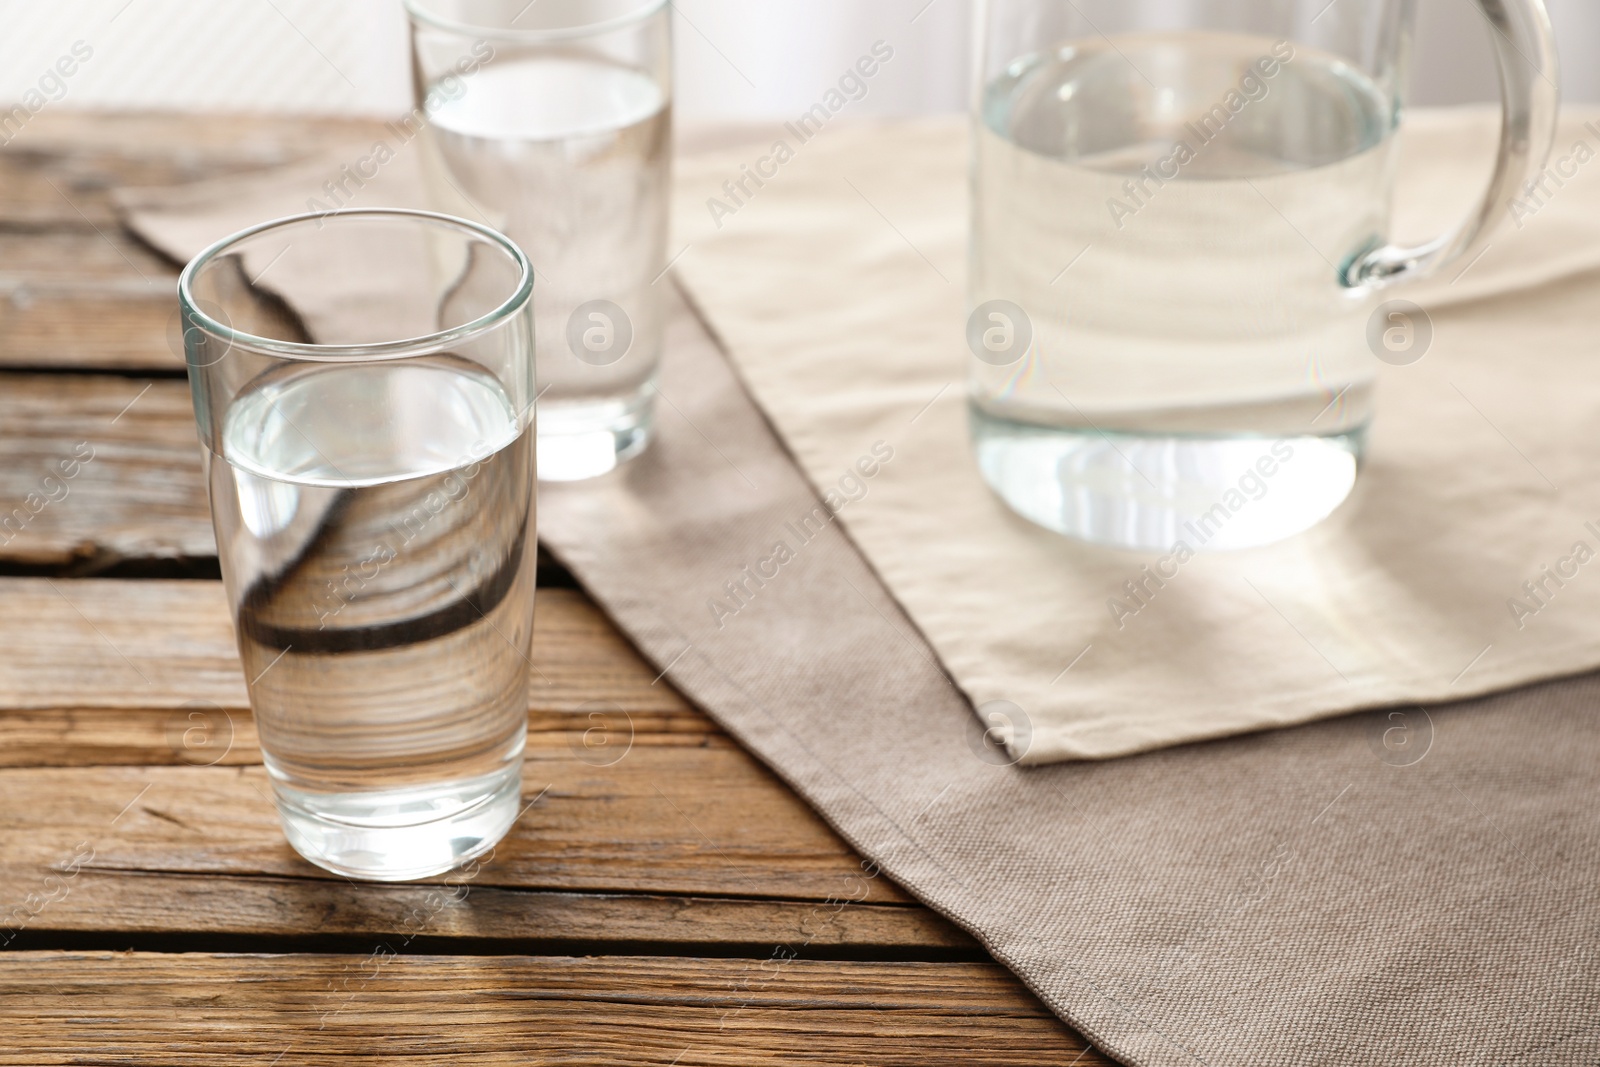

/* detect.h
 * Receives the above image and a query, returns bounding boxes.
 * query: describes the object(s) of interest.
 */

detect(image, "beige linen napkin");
[670,108,1600,762]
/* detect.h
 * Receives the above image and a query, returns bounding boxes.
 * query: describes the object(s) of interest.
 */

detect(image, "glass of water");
[970,0,1558,551]
[179,209,537,882]
[405,0,671,482]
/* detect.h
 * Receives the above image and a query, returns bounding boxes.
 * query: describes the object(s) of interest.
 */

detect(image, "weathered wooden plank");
[0,732,961,946]
[0,953,1103,1065]
[0,291,176,371]
[0,229,175,278]
[0,232,179,371]
[0,561,975,949]
[6,110,383,159]
[0,581,689,716]
[0,755,906,904]
[0,579,942,950]
[0,111,385,227]
[0,376,207,565]
[0,578,243,708]
[0,705,715,769]
[0,113,388,371]
[0,872,965,952]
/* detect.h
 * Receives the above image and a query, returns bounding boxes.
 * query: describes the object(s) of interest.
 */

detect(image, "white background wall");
[0,0,1591,119]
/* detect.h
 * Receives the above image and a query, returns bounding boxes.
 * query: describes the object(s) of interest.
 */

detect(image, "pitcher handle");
[1342,0,1561,289]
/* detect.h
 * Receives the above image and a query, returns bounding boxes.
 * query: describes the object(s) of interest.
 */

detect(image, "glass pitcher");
[968,0,1559,551]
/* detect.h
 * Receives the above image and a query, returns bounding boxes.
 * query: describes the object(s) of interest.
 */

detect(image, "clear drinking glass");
[970,0,1559,551]
[405,0,672,482]
[179,209,537,882]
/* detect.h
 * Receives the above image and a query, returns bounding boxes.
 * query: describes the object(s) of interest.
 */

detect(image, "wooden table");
[0,113,1109,1065]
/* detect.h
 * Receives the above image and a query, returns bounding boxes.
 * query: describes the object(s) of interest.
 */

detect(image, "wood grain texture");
[0,872,964,953]
[0,581,690,715]
[0,115,391,372]
[0,578,243,708]
[0,111,387,227]
[0,376,209,565]
[0,580,951,948]
[0,753,907,905]
[0,113,387,371]
[0,233,178,372]
[0,953,1107,1065]
[0,293,177,372]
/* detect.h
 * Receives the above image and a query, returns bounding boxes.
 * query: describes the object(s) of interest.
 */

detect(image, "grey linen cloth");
[552,294,1600,1067]
[120,133,1600,1067]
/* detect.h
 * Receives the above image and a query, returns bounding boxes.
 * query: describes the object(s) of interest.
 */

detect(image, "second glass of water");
[407,0,672,482]
[179,209,538,882]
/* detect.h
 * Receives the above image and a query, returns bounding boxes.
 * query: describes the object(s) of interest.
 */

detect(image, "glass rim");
[177,208,534,363]
[402,0,670,43]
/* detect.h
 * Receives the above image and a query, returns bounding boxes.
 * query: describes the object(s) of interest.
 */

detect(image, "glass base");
[971,406,1365,552]
[537,390,654,482]
[274,765,522,882]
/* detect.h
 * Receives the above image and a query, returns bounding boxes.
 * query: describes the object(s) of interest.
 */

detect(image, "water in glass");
[429,56,670,481]
[971,32,1394,549]
[213,357,534,880]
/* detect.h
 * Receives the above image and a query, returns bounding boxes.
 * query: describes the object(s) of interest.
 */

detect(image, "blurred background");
[0,0,1592,121]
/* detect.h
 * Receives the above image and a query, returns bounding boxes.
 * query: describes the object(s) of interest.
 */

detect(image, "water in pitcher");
[971,32,1396,549]
[211,357,535,880]
[428,57,671,480]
